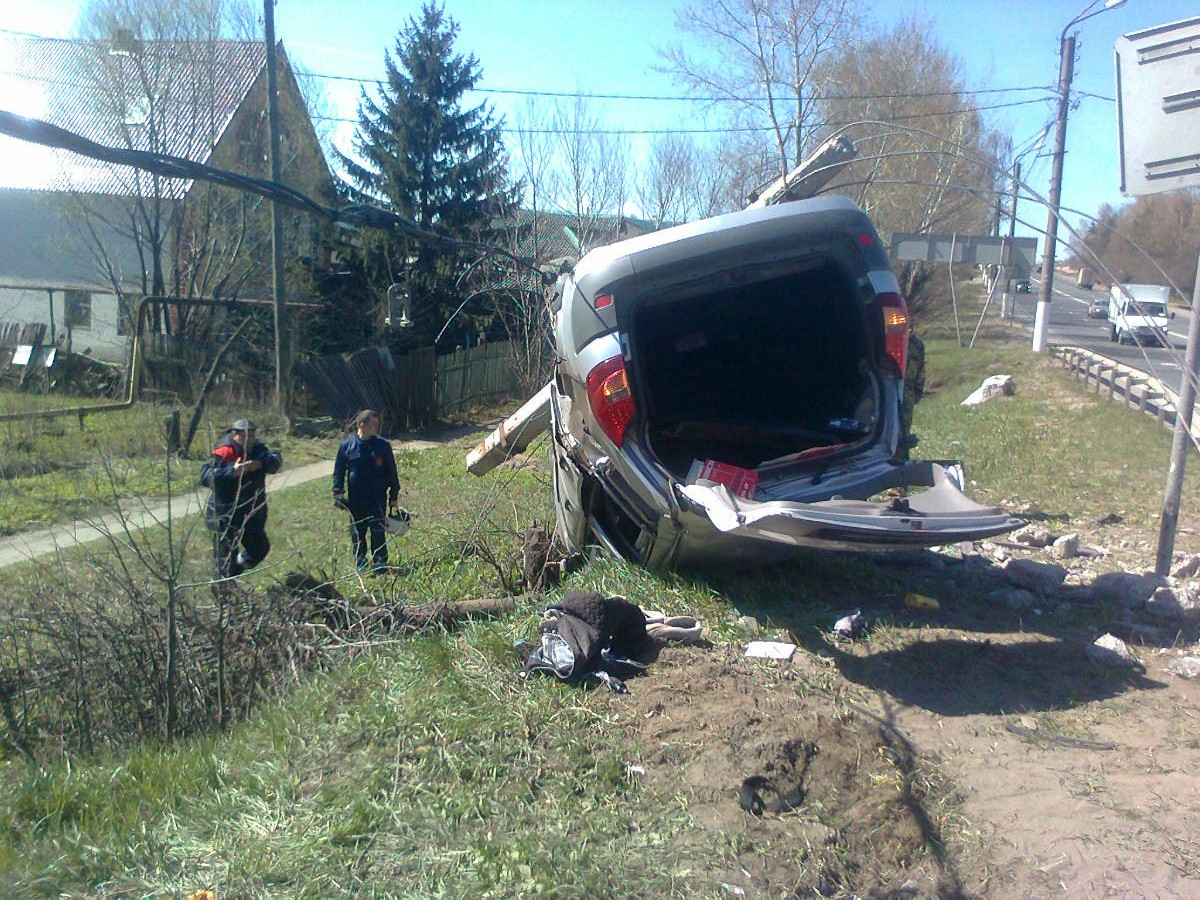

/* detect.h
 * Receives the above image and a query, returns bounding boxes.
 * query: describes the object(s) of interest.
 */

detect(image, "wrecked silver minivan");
[470,196,1022,567]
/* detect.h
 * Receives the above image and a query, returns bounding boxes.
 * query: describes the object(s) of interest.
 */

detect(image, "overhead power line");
[0,109,542,273]
[308,67,1054,103]
[319,96,1056,135]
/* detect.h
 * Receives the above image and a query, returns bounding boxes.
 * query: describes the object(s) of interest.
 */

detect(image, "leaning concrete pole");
[1033,34,1075,353]
[1156,252,1200,576]
[264,0,290,415]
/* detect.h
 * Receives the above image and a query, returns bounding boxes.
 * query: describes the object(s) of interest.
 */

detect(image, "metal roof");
[0,35,266,196]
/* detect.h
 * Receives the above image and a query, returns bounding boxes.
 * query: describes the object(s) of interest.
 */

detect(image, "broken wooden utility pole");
[746,136,858,208]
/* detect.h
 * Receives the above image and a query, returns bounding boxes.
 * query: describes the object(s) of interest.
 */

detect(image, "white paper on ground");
[744,641,796,660]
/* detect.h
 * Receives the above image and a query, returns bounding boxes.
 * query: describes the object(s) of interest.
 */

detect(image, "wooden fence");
[297,345,437,431]
[436,341,521,414]
[298,341,521,431]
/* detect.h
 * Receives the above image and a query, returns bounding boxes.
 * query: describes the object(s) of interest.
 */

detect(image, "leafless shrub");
[0,573,321,758]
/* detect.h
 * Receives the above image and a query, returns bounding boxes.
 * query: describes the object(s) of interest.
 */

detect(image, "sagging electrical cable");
[0,109,543,275]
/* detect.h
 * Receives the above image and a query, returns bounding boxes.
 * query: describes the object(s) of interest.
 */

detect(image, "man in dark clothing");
[200,419,283,578]
[333,409,401,572]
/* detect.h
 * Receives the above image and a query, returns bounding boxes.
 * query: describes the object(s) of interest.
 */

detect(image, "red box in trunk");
[694,459,759,499]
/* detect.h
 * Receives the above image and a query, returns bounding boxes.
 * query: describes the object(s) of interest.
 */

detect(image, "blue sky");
[1,0,1197,240]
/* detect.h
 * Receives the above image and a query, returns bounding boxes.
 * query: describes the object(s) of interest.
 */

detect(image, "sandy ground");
[607,531,1200,898]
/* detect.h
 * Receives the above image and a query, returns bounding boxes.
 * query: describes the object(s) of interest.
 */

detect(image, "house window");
[65,290,92,330]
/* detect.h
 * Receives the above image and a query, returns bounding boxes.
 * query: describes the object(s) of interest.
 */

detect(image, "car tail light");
[586,355,635,446]
[878,292,909,377]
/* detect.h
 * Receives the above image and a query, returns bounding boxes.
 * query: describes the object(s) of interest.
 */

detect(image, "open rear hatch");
[629,257,881,477]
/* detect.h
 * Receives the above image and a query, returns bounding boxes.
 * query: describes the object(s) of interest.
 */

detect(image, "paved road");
[1006,275,1190,394]
[0,438,446,569]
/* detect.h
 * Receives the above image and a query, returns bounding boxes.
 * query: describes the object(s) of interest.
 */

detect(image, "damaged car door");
[469,196,1023,567]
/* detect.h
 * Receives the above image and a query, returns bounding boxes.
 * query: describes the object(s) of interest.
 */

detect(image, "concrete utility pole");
[1033,33,1075,353]
[264,0,289,414]
[1156,257,1200,576]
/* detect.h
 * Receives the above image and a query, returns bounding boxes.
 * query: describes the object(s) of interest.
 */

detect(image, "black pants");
[214,513,270,578]
[349,508,387,570]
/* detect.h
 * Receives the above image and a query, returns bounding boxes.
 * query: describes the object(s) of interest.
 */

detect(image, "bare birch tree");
[637,133,696,228]
[660,0,858,180]
[551,94,629,250]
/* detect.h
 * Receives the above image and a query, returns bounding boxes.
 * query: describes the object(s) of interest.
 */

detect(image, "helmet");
[385,508,411,536]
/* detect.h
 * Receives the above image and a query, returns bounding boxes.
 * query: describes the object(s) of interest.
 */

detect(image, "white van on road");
[1109,283,1172,346]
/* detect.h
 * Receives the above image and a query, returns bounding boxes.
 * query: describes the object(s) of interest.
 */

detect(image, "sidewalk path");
[0,438,447,569]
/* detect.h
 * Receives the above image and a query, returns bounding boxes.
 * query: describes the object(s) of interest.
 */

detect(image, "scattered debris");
[961,374,1014,406]
[1143,584,1200,624]
[1165,656,1200,680]
[1012,525,1054,549]
[644,611,704,644]
[1096,512,1124,526]
[904,592,940,611]
[832,609,866,639]
[736,615,761,635]
[736,774,796,816]
[1090,571,1166,612]
[520,592,650,693]
[745,641,796,660]
[1086,633,1141,669]
[1050,533,1080,560]
[1000,558,1068,593]
[987,587,1037,611]
[1170,553,1200,580]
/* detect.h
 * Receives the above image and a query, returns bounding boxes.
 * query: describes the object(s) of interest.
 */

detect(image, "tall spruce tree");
[340,2,515,348]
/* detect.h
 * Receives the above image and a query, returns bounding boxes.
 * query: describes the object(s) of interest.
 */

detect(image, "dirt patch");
[605,533,1200,897]
[617,647,975,897]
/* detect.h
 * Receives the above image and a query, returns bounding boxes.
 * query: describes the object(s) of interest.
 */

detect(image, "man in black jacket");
[200,419,283,578]
[333,409,400,572]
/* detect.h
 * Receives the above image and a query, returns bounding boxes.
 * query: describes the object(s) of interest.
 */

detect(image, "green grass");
[0,639,703,897]
[0,434,722,896]
[0,392,332,536]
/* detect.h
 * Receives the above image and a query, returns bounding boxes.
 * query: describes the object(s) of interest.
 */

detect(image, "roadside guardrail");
[1054,346,1200,442]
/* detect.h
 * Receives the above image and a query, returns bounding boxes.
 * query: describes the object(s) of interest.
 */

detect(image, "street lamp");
[1031,0,1127,352]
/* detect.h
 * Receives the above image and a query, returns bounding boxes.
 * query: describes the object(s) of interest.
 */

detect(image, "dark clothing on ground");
[200,433,282,578]
[333,434,400,569]
[522,592,650,692]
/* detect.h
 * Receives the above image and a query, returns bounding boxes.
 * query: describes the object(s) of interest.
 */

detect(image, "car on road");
[470,197,1023,568]
[1015,279,1031,293]
[1088,296,1109,319]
